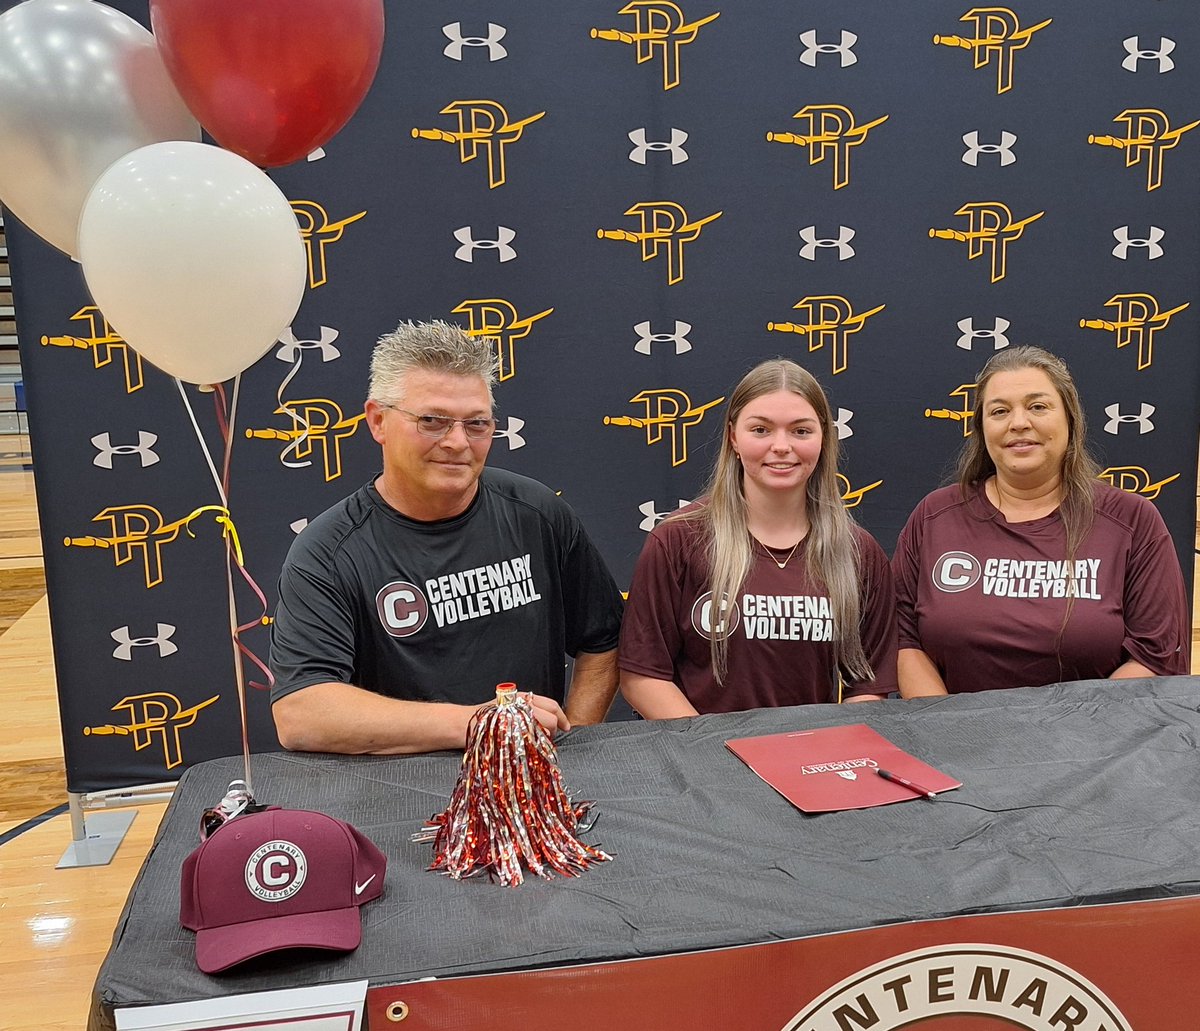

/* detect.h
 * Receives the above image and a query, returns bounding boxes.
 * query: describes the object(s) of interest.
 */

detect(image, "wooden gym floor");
[0,435,1197,1031]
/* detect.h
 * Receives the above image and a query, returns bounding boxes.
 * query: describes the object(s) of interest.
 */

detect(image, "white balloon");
[78,141,307,385]
[0,0,199,257]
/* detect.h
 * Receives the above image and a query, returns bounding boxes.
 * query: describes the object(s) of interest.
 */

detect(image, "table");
[90,676,1200,1030]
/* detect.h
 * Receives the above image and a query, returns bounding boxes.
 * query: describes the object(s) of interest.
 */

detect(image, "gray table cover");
[90,677,1200,1030]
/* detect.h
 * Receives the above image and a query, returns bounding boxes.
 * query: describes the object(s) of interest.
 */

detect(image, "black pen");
[875,767,939,798]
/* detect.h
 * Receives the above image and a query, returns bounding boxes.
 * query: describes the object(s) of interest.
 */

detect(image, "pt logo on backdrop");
[590,3,720,91]
[783,944,1131,1030]
[1079,293,1190,370]
[63,505,232,589]
[451,299,554,381]
[925,383,978,437]
[604,389,724,466]
[1087,109,1198,191]
[767,295,886,375]
[930,203,1044,283]
[412,101,545,188]
[1099,466,1179,499]
[932,9,1053,94]
[838,473,882,509]
[766,104,888,190]
[598,202,723,285]
[40,306,144,393]
[290,201,366,289]
[83,692,219,770]
[245,400,367,482]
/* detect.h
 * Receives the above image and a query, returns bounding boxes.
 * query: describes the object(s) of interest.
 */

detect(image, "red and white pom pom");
[415,683,612,886]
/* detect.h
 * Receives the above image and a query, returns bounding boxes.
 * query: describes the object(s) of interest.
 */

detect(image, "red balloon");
[149,0,384,167]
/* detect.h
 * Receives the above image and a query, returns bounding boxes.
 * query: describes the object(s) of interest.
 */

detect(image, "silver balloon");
[0,0,199,257]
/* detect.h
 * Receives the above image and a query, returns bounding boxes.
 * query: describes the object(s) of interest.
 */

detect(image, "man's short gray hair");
[368,320,498,404]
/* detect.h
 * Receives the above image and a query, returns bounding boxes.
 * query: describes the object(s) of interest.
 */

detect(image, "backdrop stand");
[57,783,175,869]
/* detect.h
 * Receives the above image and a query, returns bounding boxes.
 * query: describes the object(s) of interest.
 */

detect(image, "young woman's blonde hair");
[675,358,873,686]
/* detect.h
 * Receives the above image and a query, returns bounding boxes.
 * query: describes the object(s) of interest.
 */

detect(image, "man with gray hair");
[270,320,624,754]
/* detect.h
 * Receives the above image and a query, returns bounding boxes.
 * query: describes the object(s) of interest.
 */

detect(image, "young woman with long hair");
[619,358,897,717]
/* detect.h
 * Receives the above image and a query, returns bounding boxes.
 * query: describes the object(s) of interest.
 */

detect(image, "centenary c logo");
[1079,292,1189,371]
[598,202,722,285]
[412,100,545,189]
[604,388,724,467]
[451,298,554,381]
[783,943,1131,1031]
[931,551,982,593]
[83,692,219,770]
[691,590,740,639]
[290,201,366,289]
[1099,465,1180,500]
[246,399,367,481]
[1088,108,1198,192]
[932,8,1052,95]
[590,3,720,91]
[40,306,144,393]
[246,840,307,902]
[929,202,1043,284]
[766,104,888,190]
[376,581,430,638]
[925,383,978,438]
[767,295,886,375]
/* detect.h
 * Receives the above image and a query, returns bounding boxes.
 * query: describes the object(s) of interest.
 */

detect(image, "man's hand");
[526,693,571,736]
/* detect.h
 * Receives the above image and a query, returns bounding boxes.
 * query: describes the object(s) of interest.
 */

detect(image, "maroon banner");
[368,897,1200,1030]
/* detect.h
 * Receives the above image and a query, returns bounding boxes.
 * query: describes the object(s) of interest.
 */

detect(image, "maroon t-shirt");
[619,508,898,712]
[893,483,1189,693]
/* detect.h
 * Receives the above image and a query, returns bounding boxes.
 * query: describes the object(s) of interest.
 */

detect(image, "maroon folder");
[725,723,961,813]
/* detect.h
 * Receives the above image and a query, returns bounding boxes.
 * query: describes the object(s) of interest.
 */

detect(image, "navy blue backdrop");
[6,1,1197,792]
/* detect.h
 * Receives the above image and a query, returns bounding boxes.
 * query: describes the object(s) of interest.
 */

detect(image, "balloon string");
[277,354,314,468]
[174,377,254,796]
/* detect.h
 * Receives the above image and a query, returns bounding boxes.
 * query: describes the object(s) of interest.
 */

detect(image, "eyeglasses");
[377,403,495,439]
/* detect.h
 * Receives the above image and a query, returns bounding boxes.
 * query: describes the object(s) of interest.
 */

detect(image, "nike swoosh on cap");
[355,874,376,895]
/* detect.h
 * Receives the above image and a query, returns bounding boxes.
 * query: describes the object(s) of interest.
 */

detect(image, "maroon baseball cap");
[180,807,386,974]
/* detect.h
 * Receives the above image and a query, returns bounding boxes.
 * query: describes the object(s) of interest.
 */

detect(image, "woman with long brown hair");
[893,345,1188,696]
[619,358,897,717]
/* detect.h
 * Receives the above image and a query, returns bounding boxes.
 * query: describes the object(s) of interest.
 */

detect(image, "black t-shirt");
[270,468,624,706]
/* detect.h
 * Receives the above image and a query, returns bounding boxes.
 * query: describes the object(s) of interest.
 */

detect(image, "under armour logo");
[798,29,857,67]
[634,320,692,355]
[798,225,855,261]
[289,519,309,534]
[628,127,689,165]
[91,431,159,469]
[443,22,507,61]
[1122,36,1175,74]
[1104,403,1155,435]
[492,416,526,450]
[638,499,690,531]
[956,317,1011,351]
[111,623,178,661]
[833,408,853,440]
[962,131,1017,167]
[1112,226,1164,260]
[276,326,341,363]
[454,226,517,263]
